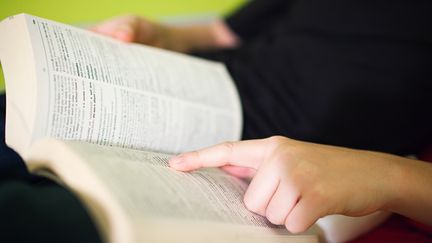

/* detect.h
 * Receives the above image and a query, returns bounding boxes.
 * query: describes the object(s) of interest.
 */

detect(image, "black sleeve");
[0,180,102,243]
[199,0,432,156]
[225,0,291,41]
[0,94,102,243]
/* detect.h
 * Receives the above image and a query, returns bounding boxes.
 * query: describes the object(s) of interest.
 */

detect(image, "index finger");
[169,138,270,171]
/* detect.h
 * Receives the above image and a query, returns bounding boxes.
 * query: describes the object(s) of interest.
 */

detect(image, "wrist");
[380,154,411,212]
[379,154,432,226]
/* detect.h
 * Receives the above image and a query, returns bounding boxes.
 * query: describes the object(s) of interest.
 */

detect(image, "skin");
[169,136,432,233]
[91,15,239,53]
[92,15,432,233]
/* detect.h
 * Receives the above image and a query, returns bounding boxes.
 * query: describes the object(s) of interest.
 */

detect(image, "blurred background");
[0,0,245,91]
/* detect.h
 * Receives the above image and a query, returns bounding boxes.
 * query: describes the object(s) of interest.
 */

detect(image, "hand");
[169,136,403,233]
[90,15,169,46]
[91,15,239,53]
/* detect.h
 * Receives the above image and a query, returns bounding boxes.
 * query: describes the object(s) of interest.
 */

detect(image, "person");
[168,136,432,234]
[1,0,431,242]
[0,95,102,243]
[92,0,432,156]
[90,0,432,240]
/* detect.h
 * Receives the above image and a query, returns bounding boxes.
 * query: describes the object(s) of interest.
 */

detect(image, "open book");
[0,14,318,243]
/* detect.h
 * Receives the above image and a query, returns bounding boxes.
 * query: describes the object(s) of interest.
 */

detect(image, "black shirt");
[197,0,432,155]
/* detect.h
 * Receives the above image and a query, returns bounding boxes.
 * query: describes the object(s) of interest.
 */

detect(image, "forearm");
[170,136,432,233]
[387,156,432,225]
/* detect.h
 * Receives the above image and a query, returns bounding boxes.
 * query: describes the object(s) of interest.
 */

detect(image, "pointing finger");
[169,139,271,171]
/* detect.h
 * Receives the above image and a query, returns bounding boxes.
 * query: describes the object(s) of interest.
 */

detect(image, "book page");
[1,14,242,155]
[0,15,39,155]
[67,140,269,227]
[27,139,317,243]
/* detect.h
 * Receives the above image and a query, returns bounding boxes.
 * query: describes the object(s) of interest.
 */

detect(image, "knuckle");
[220,141,235,155]
[285,214,312,234]
[265,136,292,161]
[268,152,290,173]
[184,150,200,161]
[243,196,261,214]
[266,209,284,225]
[266,136,287,147]
[285,221,306,234]
[191,150,202,162]
[182,151,203,168]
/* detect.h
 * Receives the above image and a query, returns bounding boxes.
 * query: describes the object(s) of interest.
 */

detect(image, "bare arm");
[388,155,432,225]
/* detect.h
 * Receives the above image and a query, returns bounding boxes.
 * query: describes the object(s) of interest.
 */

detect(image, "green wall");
[0,0,245,91]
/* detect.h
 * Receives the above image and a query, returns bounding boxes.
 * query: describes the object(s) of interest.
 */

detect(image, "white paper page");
[20,14,242,153]
[0,15,40,154]
[27,139,317,243]
[66,140,272,227]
